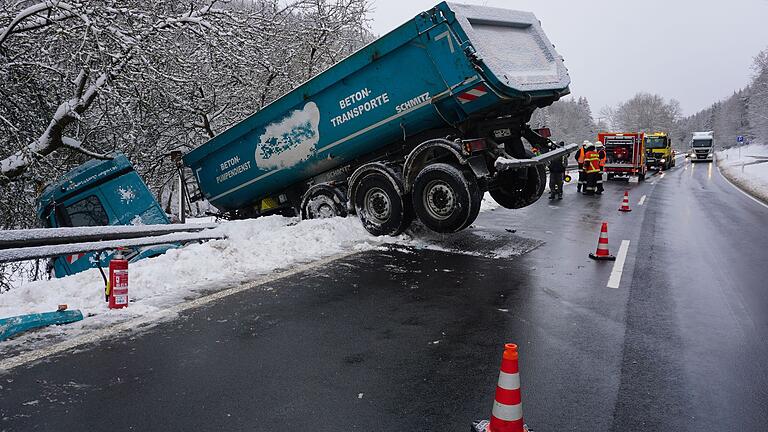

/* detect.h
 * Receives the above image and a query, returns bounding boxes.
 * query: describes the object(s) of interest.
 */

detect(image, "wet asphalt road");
[2,156,768,432]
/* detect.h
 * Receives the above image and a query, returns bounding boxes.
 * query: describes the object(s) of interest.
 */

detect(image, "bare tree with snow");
[0,0,371,289]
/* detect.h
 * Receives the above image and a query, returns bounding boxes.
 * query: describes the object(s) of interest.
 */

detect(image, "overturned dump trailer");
[184,1,575,236]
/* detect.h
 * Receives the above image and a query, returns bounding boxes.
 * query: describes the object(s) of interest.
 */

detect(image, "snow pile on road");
[717,144,768,203]
[0,216,389,349]
[0,192,510,350]
[480,193,501,212]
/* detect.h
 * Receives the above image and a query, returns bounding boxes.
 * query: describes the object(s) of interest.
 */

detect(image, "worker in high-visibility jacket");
[583,144,601,195]
[574,140,589,192]
[596,141,607,194]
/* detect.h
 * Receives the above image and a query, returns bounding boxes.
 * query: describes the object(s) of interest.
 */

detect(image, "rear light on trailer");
[462,139,487,154]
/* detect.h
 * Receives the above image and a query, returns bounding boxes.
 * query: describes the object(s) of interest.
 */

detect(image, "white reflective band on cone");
[497,371,520,390]
[492,401,523,422]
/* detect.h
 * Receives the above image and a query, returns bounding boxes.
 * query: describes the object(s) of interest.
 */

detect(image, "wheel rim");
[364,187,391,224]
[307,195,338,219]
[423,180,455,221]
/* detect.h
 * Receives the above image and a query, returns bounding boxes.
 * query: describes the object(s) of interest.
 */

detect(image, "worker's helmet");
[582,140,591,146]
[595,141,604,149]
[586,143,595,151]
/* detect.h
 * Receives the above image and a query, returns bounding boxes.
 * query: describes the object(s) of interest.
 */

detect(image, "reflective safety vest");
[598,149,607,168]
[584,151,601,173]
[577,147,586,164]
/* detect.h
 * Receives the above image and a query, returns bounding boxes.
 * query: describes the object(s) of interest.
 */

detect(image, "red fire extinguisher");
[108,248,129,309]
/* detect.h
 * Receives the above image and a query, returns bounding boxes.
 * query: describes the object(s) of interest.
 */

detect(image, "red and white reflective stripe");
[457,85,488,104]
[492,370,522,422]
[597,232,610,251]
[492,400,523,422]
[497,371,520,390]
[66,253,85,264]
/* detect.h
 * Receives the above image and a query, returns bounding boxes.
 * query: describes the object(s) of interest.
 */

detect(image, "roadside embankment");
[716,144,768,205]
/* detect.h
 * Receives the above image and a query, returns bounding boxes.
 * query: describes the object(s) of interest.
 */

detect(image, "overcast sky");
[368,0,768,116]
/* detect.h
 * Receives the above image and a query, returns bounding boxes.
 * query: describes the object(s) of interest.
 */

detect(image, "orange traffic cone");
[589,222,616,261]
[618,191,632,212]
[472,344,529,432]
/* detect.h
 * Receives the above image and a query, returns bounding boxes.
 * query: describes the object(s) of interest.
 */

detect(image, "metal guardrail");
[0,223,224,263]
[0,223,218,250]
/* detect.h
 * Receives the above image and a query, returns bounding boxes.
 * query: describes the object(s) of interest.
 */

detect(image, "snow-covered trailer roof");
[692,131,714,139]
[445,2,570,92]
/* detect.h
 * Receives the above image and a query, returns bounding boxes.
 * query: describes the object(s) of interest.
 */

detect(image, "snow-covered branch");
[0,2,231,182]
[0,1,81,47]
[0,0,373,245]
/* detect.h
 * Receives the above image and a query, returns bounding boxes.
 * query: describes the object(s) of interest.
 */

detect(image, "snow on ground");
[717,144,768,204]
[1,193,508,351]
[0,216,391,352]
[480,193,501,212]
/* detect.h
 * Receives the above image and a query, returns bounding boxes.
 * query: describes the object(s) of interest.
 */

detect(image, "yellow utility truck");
[644,132,675,170]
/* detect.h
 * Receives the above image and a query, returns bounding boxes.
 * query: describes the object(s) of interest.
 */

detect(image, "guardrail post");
[171,150,186,224]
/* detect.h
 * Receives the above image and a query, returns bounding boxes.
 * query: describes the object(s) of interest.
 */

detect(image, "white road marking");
[638,195,647,206]
[607,240,631,289]
[716,162,768,210]
[0,251,358,374]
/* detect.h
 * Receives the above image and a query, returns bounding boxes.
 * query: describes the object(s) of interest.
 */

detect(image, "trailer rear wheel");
[301,184,347,220]
[412,163,480,233]
[351,170,412,236]
[488,149,545,209]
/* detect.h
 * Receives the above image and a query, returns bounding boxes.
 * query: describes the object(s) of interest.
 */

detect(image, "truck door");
[55,193,112,276]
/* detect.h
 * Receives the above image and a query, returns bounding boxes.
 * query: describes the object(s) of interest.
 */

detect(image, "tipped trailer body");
[599,132,647,181]
[184,2,575,235]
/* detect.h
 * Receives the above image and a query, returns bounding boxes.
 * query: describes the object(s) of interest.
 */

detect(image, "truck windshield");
[645,137,667,149]
[692,139,712,148]
[66,195,109,227]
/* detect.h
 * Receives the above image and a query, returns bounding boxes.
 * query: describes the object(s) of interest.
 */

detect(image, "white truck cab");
[690,131,714,162]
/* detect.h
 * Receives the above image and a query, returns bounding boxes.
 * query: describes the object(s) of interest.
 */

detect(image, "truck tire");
[351,169,412,236]
[488,149,545,209]
[489,154,546,210]
[301,184,347,220]
[462,169,483,230]
[411,163,481,233]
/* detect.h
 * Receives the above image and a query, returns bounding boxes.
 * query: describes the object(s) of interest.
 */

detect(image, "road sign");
[737,135,744,143]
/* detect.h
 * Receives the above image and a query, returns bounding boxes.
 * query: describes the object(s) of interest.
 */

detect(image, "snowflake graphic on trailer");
[255,102,321,169]
[117,186,136,204]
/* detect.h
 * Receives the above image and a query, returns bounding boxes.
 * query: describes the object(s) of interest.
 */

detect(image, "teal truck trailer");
[184,1,575,235]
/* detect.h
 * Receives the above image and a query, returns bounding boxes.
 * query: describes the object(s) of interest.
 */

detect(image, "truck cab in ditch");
[35,154,174,277]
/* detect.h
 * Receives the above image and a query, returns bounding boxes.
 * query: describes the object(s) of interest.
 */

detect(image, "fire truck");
[598,132,647,181]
